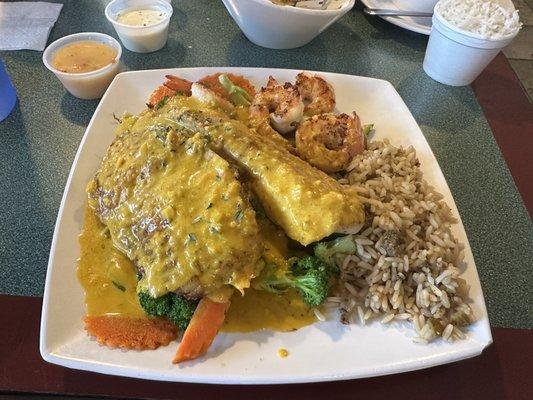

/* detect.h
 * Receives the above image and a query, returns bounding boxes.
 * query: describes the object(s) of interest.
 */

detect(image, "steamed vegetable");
[173,298,230,363]
[138,292,198,330]
[314,234,356,268]
[219,73,252,106]
[363,123,374,136]
[255,256,330,308]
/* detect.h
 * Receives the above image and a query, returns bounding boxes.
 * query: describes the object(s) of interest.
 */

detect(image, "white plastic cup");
[42,32,122,100]
[423,6,518,86]
[105,0,173,53]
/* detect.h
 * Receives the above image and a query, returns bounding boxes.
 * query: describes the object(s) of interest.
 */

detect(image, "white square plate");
[40,67,492,384]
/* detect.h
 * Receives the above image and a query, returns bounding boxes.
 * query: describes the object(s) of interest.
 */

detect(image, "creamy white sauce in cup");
[117,9,168,27]
[105,0,173,53]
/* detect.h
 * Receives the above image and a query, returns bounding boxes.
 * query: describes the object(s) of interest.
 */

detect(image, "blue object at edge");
[0,60,17,122]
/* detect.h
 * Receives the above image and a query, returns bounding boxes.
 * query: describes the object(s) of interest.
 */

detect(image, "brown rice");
[331,139,474,342]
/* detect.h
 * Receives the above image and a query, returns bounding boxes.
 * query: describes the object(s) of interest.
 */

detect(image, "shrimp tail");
[164,75,193,95]
[172,298,230,364]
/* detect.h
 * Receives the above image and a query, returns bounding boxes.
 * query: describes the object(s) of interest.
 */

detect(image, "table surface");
[1,0,531,328]
[0,0,532,395]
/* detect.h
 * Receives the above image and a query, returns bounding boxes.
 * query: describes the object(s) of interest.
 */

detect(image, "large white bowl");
[221,0,355,49]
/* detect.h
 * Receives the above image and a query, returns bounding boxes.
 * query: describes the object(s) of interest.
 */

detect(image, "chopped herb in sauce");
[186,233,197,244]
[112,280,126,292]
[235,206,244,223]
[192,216,203,224]
[206,202,213,209]
[209,225,221,234]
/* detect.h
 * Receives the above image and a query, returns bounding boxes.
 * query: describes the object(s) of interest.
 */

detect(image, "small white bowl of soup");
[105,0,173,53]
[43,32,122,100]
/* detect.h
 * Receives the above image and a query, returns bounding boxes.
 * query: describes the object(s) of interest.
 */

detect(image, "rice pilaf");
[328,139,474,342]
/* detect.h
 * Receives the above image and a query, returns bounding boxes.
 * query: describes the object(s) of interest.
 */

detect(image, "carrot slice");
[84,315,178,350]
[172,298,230,363]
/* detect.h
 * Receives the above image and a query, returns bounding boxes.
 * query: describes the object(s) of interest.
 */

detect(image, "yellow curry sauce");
[222,289,315,333]
[77,206,144,317]
[77,96,321,332]
[77,205,315,331]
[86,113,263,302]
[223,214,316,332]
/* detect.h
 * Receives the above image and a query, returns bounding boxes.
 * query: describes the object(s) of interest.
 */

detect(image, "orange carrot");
[172,298,230,364]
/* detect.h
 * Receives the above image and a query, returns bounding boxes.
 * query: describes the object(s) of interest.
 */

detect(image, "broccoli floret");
[138,292,198,330]
[314,235,356,268]
[256,256,330,308]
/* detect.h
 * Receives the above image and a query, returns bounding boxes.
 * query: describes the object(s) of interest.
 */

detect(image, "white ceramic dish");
[393,0,438,13]
[221,0,355,49]
[42,32,122,100]
[362,0,432,35]
[40,67,492,384]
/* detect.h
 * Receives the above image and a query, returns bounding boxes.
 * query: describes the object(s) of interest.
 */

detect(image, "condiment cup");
[221,0,355,49]
[423,3,519,86]
[105,0,173,53]
[42,32,122,100]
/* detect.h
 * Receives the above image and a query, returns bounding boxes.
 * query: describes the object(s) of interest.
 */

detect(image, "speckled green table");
[0,0,531,335]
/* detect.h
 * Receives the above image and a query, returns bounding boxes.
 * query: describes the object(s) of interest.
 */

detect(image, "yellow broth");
[52,41,117,73]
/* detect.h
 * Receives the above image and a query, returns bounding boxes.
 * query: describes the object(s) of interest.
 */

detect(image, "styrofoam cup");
[42,32,122,100]
[423,6,519,86]
[105,0,173,53]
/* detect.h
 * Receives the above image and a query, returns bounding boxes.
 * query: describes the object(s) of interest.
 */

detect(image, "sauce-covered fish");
[87,113,263,302]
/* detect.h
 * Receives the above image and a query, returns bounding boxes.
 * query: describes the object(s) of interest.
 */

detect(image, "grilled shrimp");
[249,76,304,135]
[295,72,335,116]
[295,112,364,173]
[191,82,235,114]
